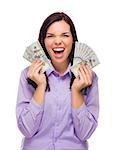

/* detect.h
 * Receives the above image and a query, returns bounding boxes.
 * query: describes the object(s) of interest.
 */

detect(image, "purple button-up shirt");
[16,64,99,150]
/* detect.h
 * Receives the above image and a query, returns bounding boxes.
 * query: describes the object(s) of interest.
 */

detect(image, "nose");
[54,37,62,45]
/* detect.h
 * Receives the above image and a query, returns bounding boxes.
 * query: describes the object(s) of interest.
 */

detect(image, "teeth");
[53,48,64,52]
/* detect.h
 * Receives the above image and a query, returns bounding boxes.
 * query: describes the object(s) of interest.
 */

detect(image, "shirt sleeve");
[16,68,44,138]
[72,72,99,141]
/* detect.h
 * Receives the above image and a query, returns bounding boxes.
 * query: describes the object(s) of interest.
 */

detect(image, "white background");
[0,0,116,149]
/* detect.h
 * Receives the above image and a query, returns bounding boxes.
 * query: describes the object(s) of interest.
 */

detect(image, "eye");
[46,34,54,38]
[63,34,69,37]
[46,35,53,38]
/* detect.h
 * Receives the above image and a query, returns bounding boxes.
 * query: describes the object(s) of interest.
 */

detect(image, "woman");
[16,12,99,150]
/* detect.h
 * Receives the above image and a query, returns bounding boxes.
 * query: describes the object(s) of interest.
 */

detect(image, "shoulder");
[20,66,29,81]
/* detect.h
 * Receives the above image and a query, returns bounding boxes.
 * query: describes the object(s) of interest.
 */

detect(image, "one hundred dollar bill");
[23,41,52,73]
[70,42,100,77]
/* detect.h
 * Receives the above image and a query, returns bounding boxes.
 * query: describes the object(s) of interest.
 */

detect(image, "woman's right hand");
[27,59,47,88]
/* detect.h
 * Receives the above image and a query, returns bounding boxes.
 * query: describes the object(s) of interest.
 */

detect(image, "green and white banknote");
[71,41,100,77]
[23,41,52,73]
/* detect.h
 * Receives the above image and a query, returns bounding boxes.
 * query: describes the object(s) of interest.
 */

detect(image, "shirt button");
[59,106,61,110]
[54,137,57,142]
[56,122,59,126]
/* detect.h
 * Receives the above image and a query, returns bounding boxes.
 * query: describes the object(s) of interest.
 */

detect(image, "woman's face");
[44,20,73,66]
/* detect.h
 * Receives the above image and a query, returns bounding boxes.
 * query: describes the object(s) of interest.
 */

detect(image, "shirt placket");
[53,75,62,144]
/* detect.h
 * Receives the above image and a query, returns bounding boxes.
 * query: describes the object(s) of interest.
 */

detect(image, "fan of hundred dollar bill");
[70,41,100,77]
[23,41,52,73]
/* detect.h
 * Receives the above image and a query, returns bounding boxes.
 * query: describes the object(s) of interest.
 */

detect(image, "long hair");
[27,12,78,91]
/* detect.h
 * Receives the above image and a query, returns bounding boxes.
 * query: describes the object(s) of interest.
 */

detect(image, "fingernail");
[37,59,41,63]
[33,60,37,63]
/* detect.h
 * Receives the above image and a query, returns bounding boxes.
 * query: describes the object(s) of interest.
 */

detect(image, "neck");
[52,60,69,75]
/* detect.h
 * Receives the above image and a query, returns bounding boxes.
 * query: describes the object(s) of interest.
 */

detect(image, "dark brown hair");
[27,12,78,91]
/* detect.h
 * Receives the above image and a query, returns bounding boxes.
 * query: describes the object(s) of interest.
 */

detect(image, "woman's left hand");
[71,63,93,92]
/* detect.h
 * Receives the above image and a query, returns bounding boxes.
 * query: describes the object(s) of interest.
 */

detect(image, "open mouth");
[52,48,65,54]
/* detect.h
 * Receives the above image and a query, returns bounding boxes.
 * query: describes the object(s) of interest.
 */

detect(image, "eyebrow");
[46,32,71,35]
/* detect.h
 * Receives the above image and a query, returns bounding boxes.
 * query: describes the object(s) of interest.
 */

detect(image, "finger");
[78,69,85,85]
[28,60,38,75]
[32,61,43,74]
[34,65,43,75]
[86,65,93,79]
[79,65,88,84]
[31,59,42,69]
[29,65,43,79]
[31,59,39,67]
[81,64,92,84]
[28,61,43,77]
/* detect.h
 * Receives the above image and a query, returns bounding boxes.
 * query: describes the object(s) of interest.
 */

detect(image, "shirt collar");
[46,63,72,77]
